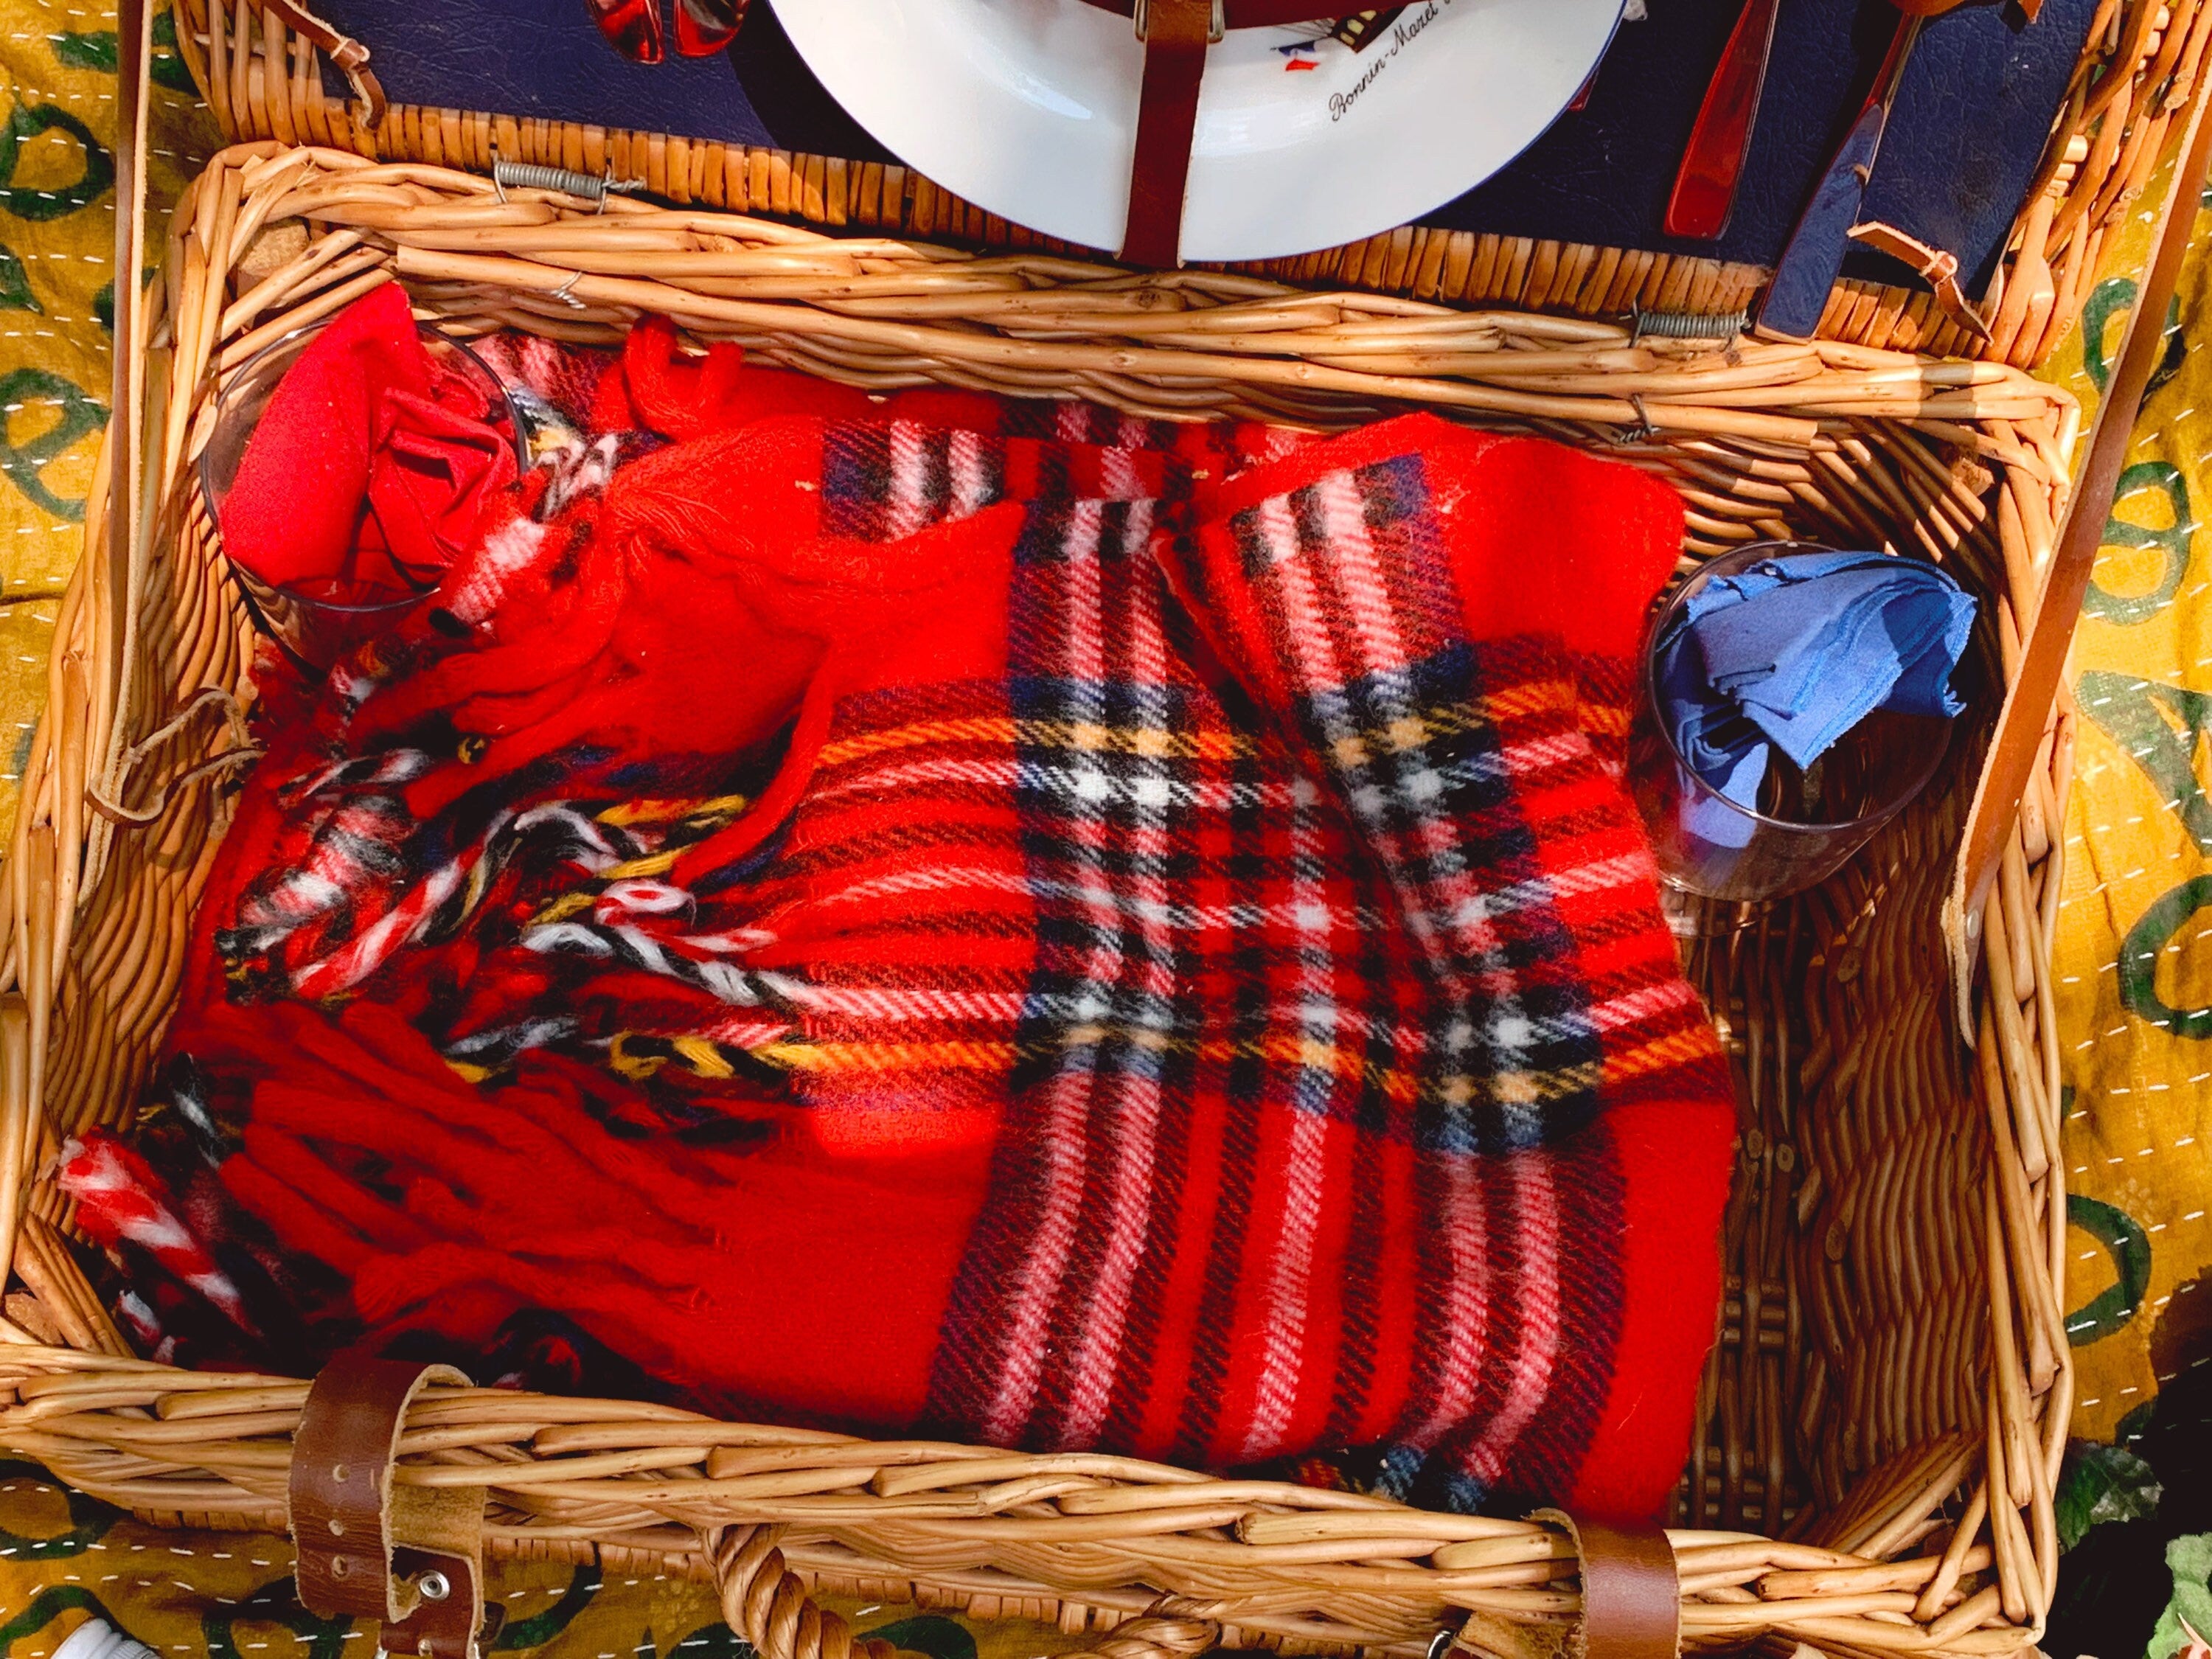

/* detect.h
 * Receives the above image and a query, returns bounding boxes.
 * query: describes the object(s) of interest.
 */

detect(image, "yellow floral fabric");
[0,0,212,844]
[2039,164,2212,1446]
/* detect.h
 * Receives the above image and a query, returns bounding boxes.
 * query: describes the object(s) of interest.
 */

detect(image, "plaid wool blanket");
[80,307,1735,1521]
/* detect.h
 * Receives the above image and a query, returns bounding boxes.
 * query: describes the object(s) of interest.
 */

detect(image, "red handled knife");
[1665,0,1783,240]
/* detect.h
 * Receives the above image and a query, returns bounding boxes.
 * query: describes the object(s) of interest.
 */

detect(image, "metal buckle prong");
[1133,0,1225,43]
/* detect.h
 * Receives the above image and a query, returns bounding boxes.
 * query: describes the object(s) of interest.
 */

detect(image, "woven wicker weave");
[0,125,2116,1653]
[169,0,2212,369]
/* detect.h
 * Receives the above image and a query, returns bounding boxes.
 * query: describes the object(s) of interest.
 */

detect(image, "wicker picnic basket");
[0,3,2201,1655]
[173,0,2212,368]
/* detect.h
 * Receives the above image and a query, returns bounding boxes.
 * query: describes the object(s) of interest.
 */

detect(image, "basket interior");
[0,144,2084,1651]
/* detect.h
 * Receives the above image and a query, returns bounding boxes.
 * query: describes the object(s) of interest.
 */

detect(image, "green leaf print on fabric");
[0,101,114,221]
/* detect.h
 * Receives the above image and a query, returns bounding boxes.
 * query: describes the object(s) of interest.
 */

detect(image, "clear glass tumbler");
[1629,541,1955,905]
[195,319,523,674]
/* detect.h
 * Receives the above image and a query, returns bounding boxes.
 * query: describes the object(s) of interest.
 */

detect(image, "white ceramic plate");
[768,0,1622,262]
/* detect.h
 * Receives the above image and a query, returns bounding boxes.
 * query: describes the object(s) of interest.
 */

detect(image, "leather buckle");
[288,1357,494,1659]
[1133,0,1225,42]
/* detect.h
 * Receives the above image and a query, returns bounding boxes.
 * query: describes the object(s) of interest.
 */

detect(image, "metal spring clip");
[490,157,644,212]
[1630,305,1750,344]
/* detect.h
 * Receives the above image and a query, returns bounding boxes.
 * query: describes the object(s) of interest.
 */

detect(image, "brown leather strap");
[1531,1511,1679,1659]
[1574,1525,1680,1659]
[261,0,387,127]
[290,1357,495,1659]
[1110,0,1348,265]
[1079,0,1356,23]
[1945,61,2212,1032]
[1120,0,1220,266]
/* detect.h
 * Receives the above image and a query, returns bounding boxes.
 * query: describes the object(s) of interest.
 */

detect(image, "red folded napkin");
[220,283,518,601]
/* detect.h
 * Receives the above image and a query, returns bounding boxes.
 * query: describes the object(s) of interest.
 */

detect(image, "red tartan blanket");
[82,311,1734,1521]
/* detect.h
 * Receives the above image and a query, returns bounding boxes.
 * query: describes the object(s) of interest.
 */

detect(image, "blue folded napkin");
[1653,550,1975,825]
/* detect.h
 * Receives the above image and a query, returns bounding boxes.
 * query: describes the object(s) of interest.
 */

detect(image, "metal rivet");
[330,1556,352,1579]
[327,1518,346,1537]
[331,1464,349,1483]
[417,1570,452,1603]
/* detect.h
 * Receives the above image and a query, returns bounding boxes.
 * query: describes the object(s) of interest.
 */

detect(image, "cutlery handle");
[1664,0,1783,240]
[1755,102,1884,341]
[1755,14,1924,342]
